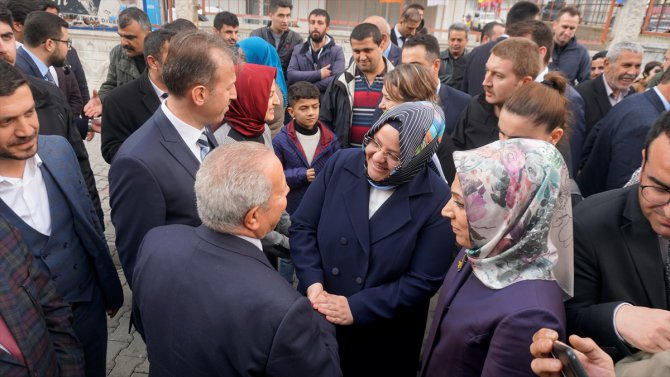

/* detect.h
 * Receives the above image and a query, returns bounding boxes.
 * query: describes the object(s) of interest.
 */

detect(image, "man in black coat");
[566,114,670,362]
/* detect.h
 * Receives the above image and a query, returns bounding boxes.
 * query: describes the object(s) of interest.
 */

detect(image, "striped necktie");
[665,241,670,309]
[197,131,211,161]
[44,70,56,85]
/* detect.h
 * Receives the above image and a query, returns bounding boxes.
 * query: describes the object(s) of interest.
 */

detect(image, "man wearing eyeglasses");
[566,112,670,364]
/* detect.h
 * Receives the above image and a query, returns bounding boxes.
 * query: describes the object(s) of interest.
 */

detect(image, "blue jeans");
[278,257,295,285]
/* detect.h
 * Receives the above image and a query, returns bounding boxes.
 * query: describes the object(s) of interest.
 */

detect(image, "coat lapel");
[154,110,200,179]
[594,75,613,117]
[621,186,666,308]
[138,73,161,114]
[368,184,411,244]
[342,166,371,257]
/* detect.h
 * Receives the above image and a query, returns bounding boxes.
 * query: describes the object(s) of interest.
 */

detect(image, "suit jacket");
[387,43,402,67]
[109,108,218,287]
[101,72,161,163]
[421,249,566,377]
[435,84,470,184]
[290,148,454,376]
[451,93,499,151]
[132,225,342,377]
[16,47,104,225]
[575,74,621,137]
[55,67,83,122]
[577,90,666,197]
[33,135,123,310]
[0,216,85,377]
[566,185,664,361]
[461,36,506,96]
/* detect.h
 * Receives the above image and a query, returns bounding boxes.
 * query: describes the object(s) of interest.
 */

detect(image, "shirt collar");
[383,42,392,58]
[602,74,629,101]
[653,86,670,111]
[535,66,549,82]
[393,26,403,42]
[21,46,49,78]
[148,75,167,102]
[160,102,204,148]
[234,234,263,251]
[0,154,42,184]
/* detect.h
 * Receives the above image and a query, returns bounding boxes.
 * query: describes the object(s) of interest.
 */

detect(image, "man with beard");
[0,60,123,377]
[212,11,239,47]
[287,8,344,99]
[83,7,151,117]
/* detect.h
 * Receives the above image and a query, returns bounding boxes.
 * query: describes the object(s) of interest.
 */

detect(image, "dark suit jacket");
[387,43,402,66]
[34,135,124,310]
[451,93,498,151]
[55,67,83,123]
[577,90,666,197]
[109,108,217,287]
[132,225,342,377]
[16,47,104,225]
[0,216,84,377]
[421,249,566,377]
[566,185,664,361]
[461,36,506,96]
[575,74,616,137]
[436,84,470,183]
[101,72,161,163]
[291,149,454,376]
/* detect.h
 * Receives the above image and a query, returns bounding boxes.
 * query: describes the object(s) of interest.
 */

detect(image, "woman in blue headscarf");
[237,37,288,136]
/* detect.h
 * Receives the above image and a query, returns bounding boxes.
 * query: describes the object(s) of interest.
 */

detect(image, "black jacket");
[461,36,506,96]
[451,93,499,151]
[250,25,303,77]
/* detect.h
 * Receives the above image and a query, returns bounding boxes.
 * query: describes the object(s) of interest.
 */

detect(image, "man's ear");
[243,206,261,232]
[191,85,207,106]
[287,106,295,118]
[146,55,158,71]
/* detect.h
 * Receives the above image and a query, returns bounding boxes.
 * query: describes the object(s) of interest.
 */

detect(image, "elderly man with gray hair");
[131,142,342,377]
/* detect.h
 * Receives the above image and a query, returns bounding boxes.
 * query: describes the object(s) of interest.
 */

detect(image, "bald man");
[364,15,401,66]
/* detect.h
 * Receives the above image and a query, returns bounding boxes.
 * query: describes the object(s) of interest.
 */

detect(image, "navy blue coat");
[577,89,666,197]
[290,148,454,376]
[421,249,566,377]
[287,37,345,94]
[549,37,592,86]
[272,121,340,214]
[387,43,402,67]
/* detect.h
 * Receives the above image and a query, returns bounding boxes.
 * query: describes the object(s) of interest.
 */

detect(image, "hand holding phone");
[552,340,589,377]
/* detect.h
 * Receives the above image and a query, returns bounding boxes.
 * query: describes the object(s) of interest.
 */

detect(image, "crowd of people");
[0,0,669,376]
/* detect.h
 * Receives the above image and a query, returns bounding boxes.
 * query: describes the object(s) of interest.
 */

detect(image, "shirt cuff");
[612,302,634,346]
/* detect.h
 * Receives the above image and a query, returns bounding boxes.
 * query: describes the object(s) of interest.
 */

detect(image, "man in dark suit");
[4,9,103,224]
[0,215,85,377]
[390,6,421,49]
[461,1,540,96]
[132,142,341,376]
[566,114,670,361]
[363,16,401,66]
[109,31,236,287]
[575,41,643,139]
[101,29,169,163]
[0,61,123,377]
[578,70,670,197]
[401,33,470,184]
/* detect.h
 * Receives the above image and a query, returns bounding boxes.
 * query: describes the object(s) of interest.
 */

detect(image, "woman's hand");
[306,282,325,304]
[314,292,354,326]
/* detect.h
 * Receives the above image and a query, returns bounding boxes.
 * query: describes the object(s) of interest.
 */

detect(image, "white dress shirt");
[161,102,206,162]
[0,155,51,235]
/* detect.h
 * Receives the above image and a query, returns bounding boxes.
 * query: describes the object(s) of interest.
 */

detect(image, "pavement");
[84,137,149,377]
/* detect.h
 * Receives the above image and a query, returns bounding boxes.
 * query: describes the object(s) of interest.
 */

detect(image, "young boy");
[273,81,340,215]
[273,82,340,284]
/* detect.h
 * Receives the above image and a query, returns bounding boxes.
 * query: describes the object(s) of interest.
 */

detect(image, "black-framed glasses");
[365,136,401,167]
[640,185,670,206]
[50,38,72,48]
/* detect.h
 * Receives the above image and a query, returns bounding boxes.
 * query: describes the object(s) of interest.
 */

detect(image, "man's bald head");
[363,16,391,50]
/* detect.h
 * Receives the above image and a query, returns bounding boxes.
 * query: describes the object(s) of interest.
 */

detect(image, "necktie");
[44,70,56,85]
[161,93,168,100]
[665,242,670,309]
[197,131,211,161]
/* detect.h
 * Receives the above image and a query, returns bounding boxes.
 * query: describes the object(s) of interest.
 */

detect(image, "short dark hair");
[481,21,504,40]
[406,3,424,12]
[162,30,234,97]
[448,22,468,34]
[213,11,239,30]
[403,33,440,61]
[308,8,330,26]
[162,18,197,33]
[40,0,59,12]
[557,5,581,21]
[118,7,151,31]
[401,7,422,23]
[288,81,320,107]
[0,60,28,97]
[23,11,68,48]
[592,50,607,61]
[0,4,14,25]
[350,23,382,46]
[643,111,670,159]
[143,30,171,63]
[5,0,41,25]
[269,0,292,13]
[506,20,554,65]
[506,1,540,26]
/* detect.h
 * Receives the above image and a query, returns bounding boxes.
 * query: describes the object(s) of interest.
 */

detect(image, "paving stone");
[108,356,143,377]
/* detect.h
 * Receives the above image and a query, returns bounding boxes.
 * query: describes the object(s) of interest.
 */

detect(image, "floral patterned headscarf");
[454,139,573,299]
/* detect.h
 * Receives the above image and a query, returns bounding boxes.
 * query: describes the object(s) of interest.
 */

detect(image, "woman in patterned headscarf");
[291,101,456,377]
[421,138,574,377]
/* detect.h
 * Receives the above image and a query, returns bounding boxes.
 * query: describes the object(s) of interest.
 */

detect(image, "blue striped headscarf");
[236,37,288,106]
[362,101,445,187]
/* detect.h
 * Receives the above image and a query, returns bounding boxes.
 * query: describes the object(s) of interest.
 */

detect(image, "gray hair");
[118,7,151,31]
[448,22,469,34]
[606,41,644,63]
[195,142,273,233]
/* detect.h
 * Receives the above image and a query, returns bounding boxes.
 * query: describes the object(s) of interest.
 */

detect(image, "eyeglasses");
[366,136,401,167]
[640,185,670,206]
[50,38,72,49]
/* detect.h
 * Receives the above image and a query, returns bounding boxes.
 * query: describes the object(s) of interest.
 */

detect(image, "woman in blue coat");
[421,138,574,377]
[290,102,455,377]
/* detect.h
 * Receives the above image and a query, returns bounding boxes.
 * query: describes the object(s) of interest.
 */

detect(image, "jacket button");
[63,242,68,248]
[331,267,339,276]
[340,237,347,245]
[355,277,363,284]
[73,263,78,270]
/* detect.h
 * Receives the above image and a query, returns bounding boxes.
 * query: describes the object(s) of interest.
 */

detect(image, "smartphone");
[551,340,589,377]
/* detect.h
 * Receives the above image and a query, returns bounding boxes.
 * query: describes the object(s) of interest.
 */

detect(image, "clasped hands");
[306,282,353,326]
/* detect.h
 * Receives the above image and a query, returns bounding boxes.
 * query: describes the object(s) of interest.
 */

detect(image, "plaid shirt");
[0,217,84,377]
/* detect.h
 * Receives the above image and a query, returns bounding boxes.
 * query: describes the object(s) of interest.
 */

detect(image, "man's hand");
[306,282,325,304]
[529,328,615,377]
[306,168,316,182]
[320,64,332,79]
[616,305,670,353]
[84,89,102,118]
[313,292,353,326]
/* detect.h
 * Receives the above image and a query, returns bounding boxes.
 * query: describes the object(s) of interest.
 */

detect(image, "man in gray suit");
[133,142,342,376]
